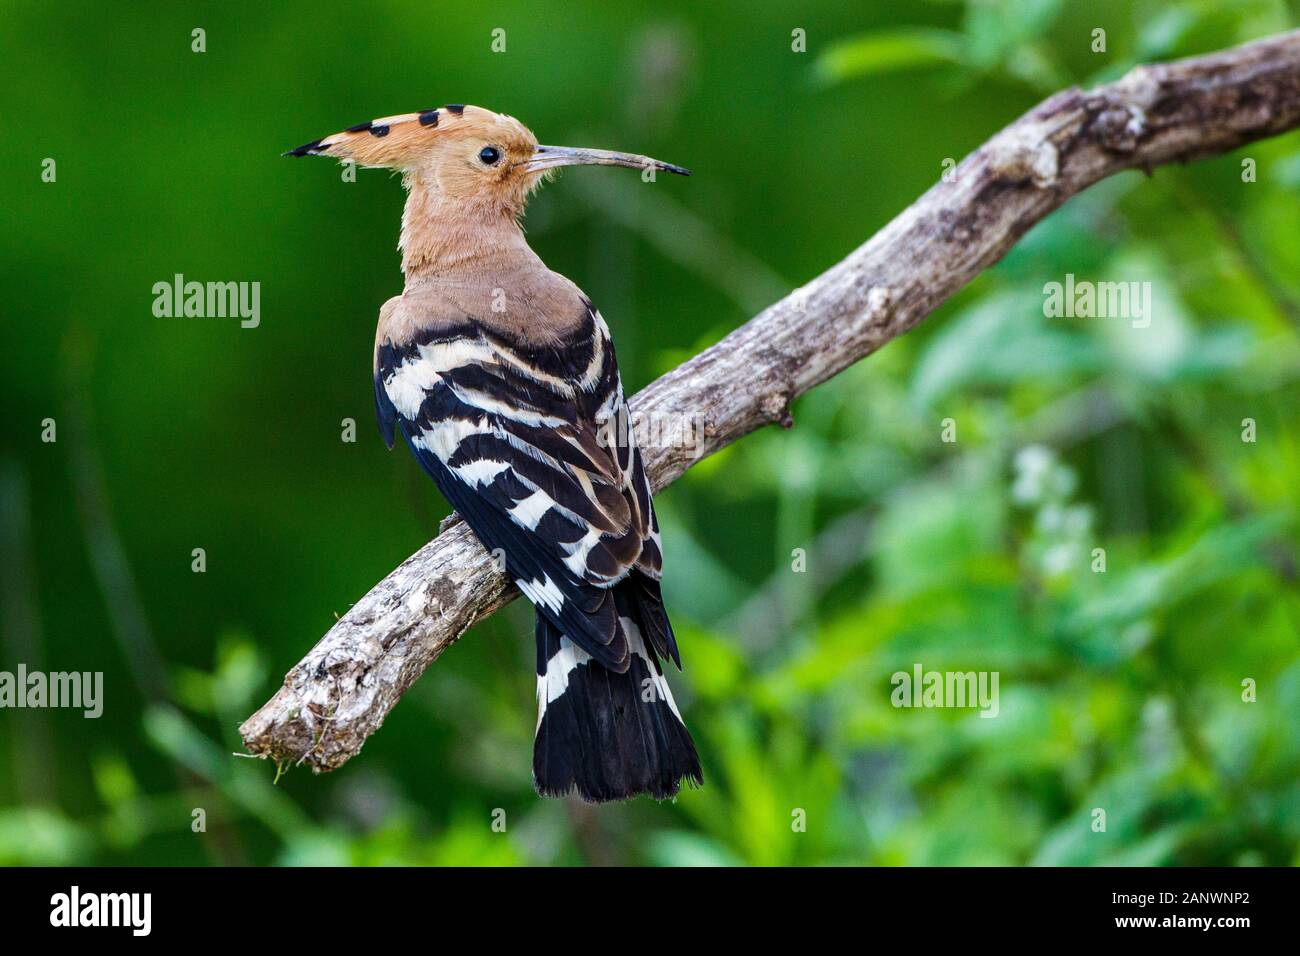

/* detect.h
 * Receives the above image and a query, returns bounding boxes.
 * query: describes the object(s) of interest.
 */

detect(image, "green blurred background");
[2,0,1299,866]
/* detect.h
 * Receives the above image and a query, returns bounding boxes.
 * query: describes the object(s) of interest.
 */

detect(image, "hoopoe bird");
[287,105,702,801]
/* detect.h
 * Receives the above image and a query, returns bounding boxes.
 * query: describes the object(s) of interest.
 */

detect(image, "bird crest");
[285,104,535,170]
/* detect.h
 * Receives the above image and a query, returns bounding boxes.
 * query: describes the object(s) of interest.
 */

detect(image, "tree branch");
[240,30,1300,772]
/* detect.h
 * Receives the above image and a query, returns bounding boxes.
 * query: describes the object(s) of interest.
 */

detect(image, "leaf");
[962,0,1063,68]
[1064,515,1290,636]
[909,289,1100,409]
[1272,151,1300,190]
[92,753,138,808]
[645,831,744,867]
[1136,7,1200,60]
[872,464,1007,599]
[815,29,965,83]
[0,808,95,866]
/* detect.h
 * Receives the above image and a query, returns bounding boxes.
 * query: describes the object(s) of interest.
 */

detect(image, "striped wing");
[375,307,672,672]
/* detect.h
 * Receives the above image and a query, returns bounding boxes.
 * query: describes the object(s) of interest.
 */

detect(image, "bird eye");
[478,146,501,166]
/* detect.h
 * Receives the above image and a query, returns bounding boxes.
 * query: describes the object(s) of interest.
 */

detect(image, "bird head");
[285,104,689,221]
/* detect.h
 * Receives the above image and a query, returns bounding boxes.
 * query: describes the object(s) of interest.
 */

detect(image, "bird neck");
[400,175,532,280]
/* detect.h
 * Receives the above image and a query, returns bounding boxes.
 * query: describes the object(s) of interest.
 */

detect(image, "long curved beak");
[524,145,691,176]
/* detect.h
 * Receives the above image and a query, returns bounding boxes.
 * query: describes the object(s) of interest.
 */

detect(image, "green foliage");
[816,28,967,84]
[1,0,1297,866]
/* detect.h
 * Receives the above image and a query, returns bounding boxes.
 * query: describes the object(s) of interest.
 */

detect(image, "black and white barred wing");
[375,324,663,672]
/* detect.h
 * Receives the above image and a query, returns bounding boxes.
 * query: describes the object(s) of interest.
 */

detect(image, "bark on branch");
[240,31,1300,772]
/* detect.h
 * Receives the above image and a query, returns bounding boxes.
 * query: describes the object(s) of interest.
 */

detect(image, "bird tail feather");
[533,580,702,802]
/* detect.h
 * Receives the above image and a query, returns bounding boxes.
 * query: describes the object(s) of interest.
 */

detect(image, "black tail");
[532,579,702,802]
